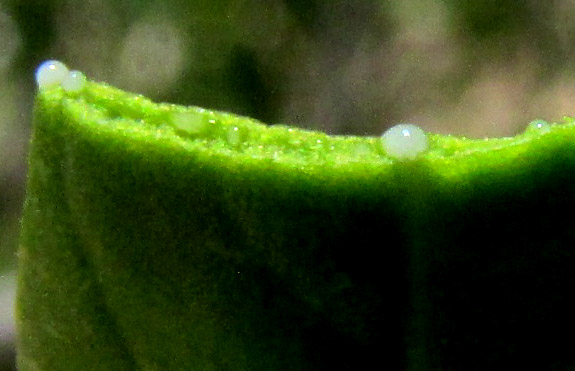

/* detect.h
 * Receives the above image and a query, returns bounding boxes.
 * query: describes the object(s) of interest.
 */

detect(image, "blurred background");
[3,0,575,369]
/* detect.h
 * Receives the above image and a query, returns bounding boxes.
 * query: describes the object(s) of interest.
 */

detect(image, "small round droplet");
[381,124,428,160]
[353,142,372,158]
[527,119,551,134]
[35,60,69,89]
[170,112,208,135]
[227,126,242,146]
[62,70,86,92]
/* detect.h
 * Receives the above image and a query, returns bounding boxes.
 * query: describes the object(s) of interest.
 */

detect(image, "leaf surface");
[17,81,575,370]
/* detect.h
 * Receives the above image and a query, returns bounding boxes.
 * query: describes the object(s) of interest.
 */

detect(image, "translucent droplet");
[381,123,428,160]
[170,112,208,135]
[35,60,69,89]
[62,70,86,92]
[353,142,372,158]
[527,119,551,134]
[227,126,242,146]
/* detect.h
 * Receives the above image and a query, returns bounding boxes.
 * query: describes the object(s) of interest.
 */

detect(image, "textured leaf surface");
[17,81,575,370]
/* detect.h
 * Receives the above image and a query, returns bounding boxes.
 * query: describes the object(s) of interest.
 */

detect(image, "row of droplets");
[380,119,552,159]
[34,60,552,161]
[35,60,86,92]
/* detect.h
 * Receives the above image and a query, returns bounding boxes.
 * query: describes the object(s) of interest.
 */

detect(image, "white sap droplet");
[528,119,551,134]
[62,70,86,92]
[381,123,428,160]
[35,60,69,89]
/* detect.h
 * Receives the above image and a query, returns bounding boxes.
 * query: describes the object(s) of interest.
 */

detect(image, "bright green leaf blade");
[17,81,575,370]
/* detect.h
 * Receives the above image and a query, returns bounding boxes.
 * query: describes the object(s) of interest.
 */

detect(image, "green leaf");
[17,80,575,370]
